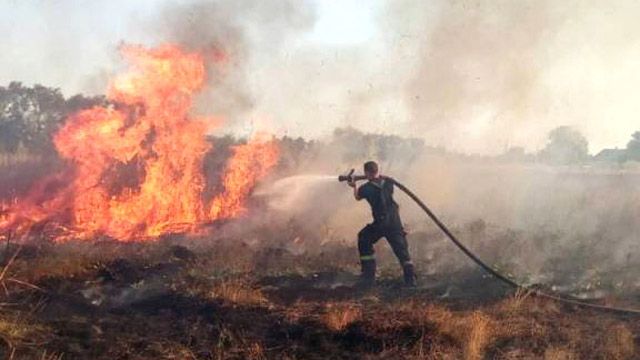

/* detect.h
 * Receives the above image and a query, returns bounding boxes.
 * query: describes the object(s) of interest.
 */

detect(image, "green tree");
[627,131,640,161]
[538,126,589,165]
[0,82,104,154]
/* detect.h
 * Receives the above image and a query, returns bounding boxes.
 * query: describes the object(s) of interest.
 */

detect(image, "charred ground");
[0,233,637,360]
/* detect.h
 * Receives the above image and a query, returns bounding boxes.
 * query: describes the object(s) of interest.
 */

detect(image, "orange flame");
[210,135,280,219]
[1,44,279,241]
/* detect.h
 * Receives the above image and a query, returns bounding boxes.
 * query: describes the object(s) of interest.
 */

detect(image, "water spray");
[338,169,640,315]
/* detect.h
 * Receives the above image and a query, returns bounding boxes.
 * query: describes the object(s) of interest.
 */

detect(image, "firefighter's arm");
[349,180,363,200]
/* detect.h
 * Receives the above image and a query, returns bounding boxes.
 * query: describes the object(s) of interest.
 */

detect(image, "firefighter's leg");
[386,230,416,286]
[357,225,382,286]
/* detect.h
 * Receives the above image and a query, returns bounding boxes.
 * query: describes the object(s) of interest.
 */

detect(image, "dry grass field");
[0,234,636,360]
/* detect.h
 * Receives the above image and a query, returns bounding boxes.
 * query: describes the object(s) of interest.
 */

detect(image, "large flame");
[0,44,279,241]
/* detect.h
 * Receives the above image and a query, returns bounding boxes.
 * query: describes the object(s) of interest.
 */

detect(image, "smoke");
[395,1,556,153]
[383,0,640,154]
[138,0,640,294]
[3,1,639,152]
[151,0,316,127]
[249,130,640,297]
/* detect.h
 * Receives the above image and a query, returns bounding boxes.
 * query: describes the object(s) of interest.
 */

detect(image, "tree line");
[1,83,638,166]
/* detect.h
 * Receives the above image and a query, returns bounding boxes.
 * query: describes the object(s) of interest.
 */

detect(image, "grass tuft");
[603,324,635,360]
[209,279,268,306]
[322,302,362,331]
[425,305,495,359]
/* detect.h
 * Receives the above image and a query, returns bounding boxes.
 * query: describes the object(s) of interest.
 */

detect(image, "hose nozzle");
[338,168,367,182]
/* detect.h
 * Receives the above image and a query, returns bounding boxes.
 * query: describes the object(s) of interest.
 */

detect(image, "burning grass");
[0,44,280,242]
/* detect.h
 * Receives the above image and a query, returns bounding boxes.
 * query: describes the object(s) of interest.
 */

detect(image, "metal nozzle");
[338,169,367,182]
[338,169,355,182]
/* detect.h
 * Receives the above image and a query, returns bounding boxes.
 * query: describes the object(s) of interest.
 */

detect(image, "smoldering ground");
[254,136,640,300]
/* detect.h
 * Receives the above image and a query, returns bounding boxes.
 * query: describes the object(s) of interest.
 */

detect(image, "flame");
[1,44,279,241]
[210,135,280,219]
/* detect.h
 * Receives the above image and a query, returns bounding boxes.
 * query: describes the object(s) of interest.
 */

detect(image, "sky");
[0,0,639,155]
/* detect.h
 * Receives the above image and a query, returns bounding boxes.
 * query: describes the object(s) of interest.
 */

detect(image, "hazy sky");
[1,0,639,154]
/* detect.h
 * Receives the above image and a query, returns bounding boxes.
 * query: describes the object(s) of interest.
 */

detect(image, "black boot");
[402,262,417,287]
[356,259,376,288]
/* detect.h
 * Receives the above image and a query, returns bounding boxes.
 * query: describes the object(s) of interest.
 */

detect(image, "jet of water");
[254,174,338,211]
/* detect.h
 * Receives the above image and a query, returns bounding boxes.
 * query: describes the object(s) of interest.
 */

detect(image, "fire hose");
[339,170,640,316]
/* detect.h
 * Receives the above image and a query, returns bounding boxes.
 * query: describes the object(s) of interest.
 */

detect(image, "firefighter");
[347,161,416,287]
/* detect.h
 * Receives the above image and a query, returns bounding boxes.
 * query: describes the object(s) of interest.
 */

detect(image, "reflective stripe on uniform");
[360,255,376,261]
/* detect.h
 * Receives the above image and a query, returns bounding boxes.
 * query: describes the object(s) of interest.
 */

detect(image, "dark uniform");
[356,176,415,286]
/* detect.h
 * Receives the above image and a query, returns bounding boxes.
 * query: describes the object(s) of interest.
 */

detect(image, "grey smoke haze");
[399,0,559,153]
[253,139,640,296]
[377,0,640,154]
[152,0,316,120]
[1,0,639,153]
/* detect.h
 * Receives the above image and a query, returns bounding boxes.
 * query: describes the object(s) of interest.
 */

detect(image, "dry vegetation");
[322,302,362,332]
[0,233,634,360]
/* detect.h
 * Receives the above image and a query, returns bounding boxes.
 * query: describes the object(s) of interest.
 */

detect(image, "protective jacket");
[356,176,415,286]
